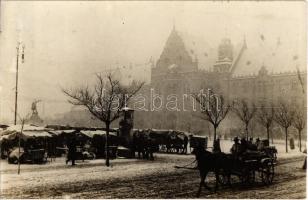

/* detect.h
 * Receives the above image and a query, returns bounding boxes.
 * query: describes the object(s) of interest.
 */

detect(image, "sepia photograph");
[0,1,307,199]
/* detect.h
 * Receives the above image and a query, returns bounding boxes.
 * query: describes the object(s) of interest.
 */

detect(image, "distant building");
[146,26,307,131]
[55,26,307,134]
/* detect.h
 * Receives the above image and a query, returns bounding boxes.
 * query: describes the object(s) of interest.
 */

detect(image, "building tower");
[151,26,198,83]
[213,38,234,73]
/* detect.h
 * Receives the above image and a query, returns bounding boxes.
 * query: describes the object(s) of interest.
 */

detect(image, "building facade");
[144,27,307,133]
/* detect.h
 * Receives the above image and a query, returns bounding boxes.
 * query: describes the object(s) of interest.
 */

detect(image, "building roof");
[176,31,217,70]
[231,37,306,77]
[152,27,306,78]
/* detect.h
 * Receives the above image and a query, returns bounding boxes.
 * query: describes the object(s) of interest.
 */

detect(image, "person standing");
[66,136,77,166]
[231,137,240,156]
[183,136,188,154]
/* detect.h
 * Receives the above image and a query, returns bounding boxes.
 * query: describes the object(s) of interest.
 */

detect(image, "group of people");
[230,137,262,156]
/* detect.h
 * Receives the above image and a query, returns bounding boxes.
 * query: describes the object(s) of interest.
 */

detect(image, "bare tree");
[257,103,275,143]
[63,73,144,166]
[293,106,306,152]
[232,99,257,140]
[195,92,230,143]
[274,101,295,153]
[248,119,256,138]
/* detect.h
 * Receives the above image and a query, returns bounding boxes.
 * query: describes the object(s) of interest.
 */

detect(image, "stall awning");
[80,130,117,138]
[22,131,53,138]
[0,130,53,142]
[6,124,52,132]
[48,129,77,135]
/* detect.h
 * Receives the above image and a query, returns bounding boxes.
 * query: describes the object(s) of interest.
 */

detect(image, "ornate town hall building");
[142,27,307,132]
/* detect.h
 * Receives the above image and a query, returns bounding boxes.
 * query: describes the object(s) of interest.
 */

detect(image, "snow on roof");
[22,130,53,137]
[6,124,52,132]
[49,129,77,135]
[171,29,305,76]
[177,31,217,70]
[79,130,117,138]
[231,38,306,77]
[0,130,53,141]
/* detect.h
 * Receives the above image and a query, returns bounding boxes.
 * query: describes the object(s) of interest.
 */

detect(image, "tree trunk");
[245,125,249,140]
[213,125,217,142]
[285,127,288,153]
[271,128,274,144]
[105,122,110,167]
[266,127,270,142]
[299,129,302,152]
[213,125,220,152]
[208,123,211,140]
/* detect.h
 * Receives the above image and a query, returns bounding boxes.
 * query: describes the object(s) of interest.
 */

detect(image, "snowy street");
[1,140,306,199]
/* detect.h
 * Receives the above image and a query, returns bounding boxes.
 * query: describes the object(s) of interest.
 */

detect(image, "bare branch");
[274,100,295,129]
[257,102,274,129]
[194,91,230,138]
[62,73,144,126]
[232,99,257,138]
[293,106,306,131]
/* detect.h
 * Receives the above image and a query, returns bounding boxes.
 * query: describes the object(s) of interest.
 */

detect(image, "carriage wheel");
[218,173,229,186]
[261,163,274,185]
[241,169,255,185]
[90,152,96,160]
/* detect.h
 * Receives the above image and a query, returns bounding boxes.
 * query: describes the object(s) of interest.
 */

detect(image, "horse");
[132,130,158,160]
[132,130,146,159]
[191,145,232,197]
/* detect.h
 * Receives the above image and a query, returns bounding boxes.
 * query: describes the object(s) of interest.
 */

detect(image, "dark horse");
[191,145,232,197]
[132,130,158,160]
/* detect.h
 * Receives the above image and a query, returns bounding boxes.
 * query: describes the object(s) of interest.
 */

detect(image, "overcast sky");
[0,1,306,123]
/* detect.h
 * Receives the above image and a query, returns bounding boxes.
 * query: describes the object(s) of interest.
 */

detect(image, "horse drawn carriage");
[186,140,277,196]
[218,150,276,186]
[139,129,188,154]
[257,139,278,162]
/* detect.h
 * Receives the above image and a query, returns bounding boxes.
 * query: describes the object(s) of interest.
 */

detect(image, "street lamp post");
[14,42,25,125]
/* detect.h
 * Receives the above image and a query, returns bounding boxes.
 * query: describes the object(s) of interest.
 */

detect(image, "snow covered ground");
[0,139,306,198]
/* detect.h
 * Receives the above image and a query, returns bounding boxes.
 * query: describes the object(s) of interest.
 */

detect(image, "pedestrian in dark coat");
[183,136,188,154]
[66,136,77,166]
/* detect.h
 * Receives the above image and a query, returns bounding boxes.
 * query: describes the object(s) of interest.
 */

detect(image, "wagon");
[145,129,188,154]
[218,151,275,186]
[258,140,278,162]
[8,147,47,164]
[189,135,208,151]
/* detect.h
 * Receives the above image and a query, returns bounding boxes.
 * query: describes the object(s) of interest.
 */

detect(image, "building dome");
[258,65,268,76]
[218,38,234,61]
